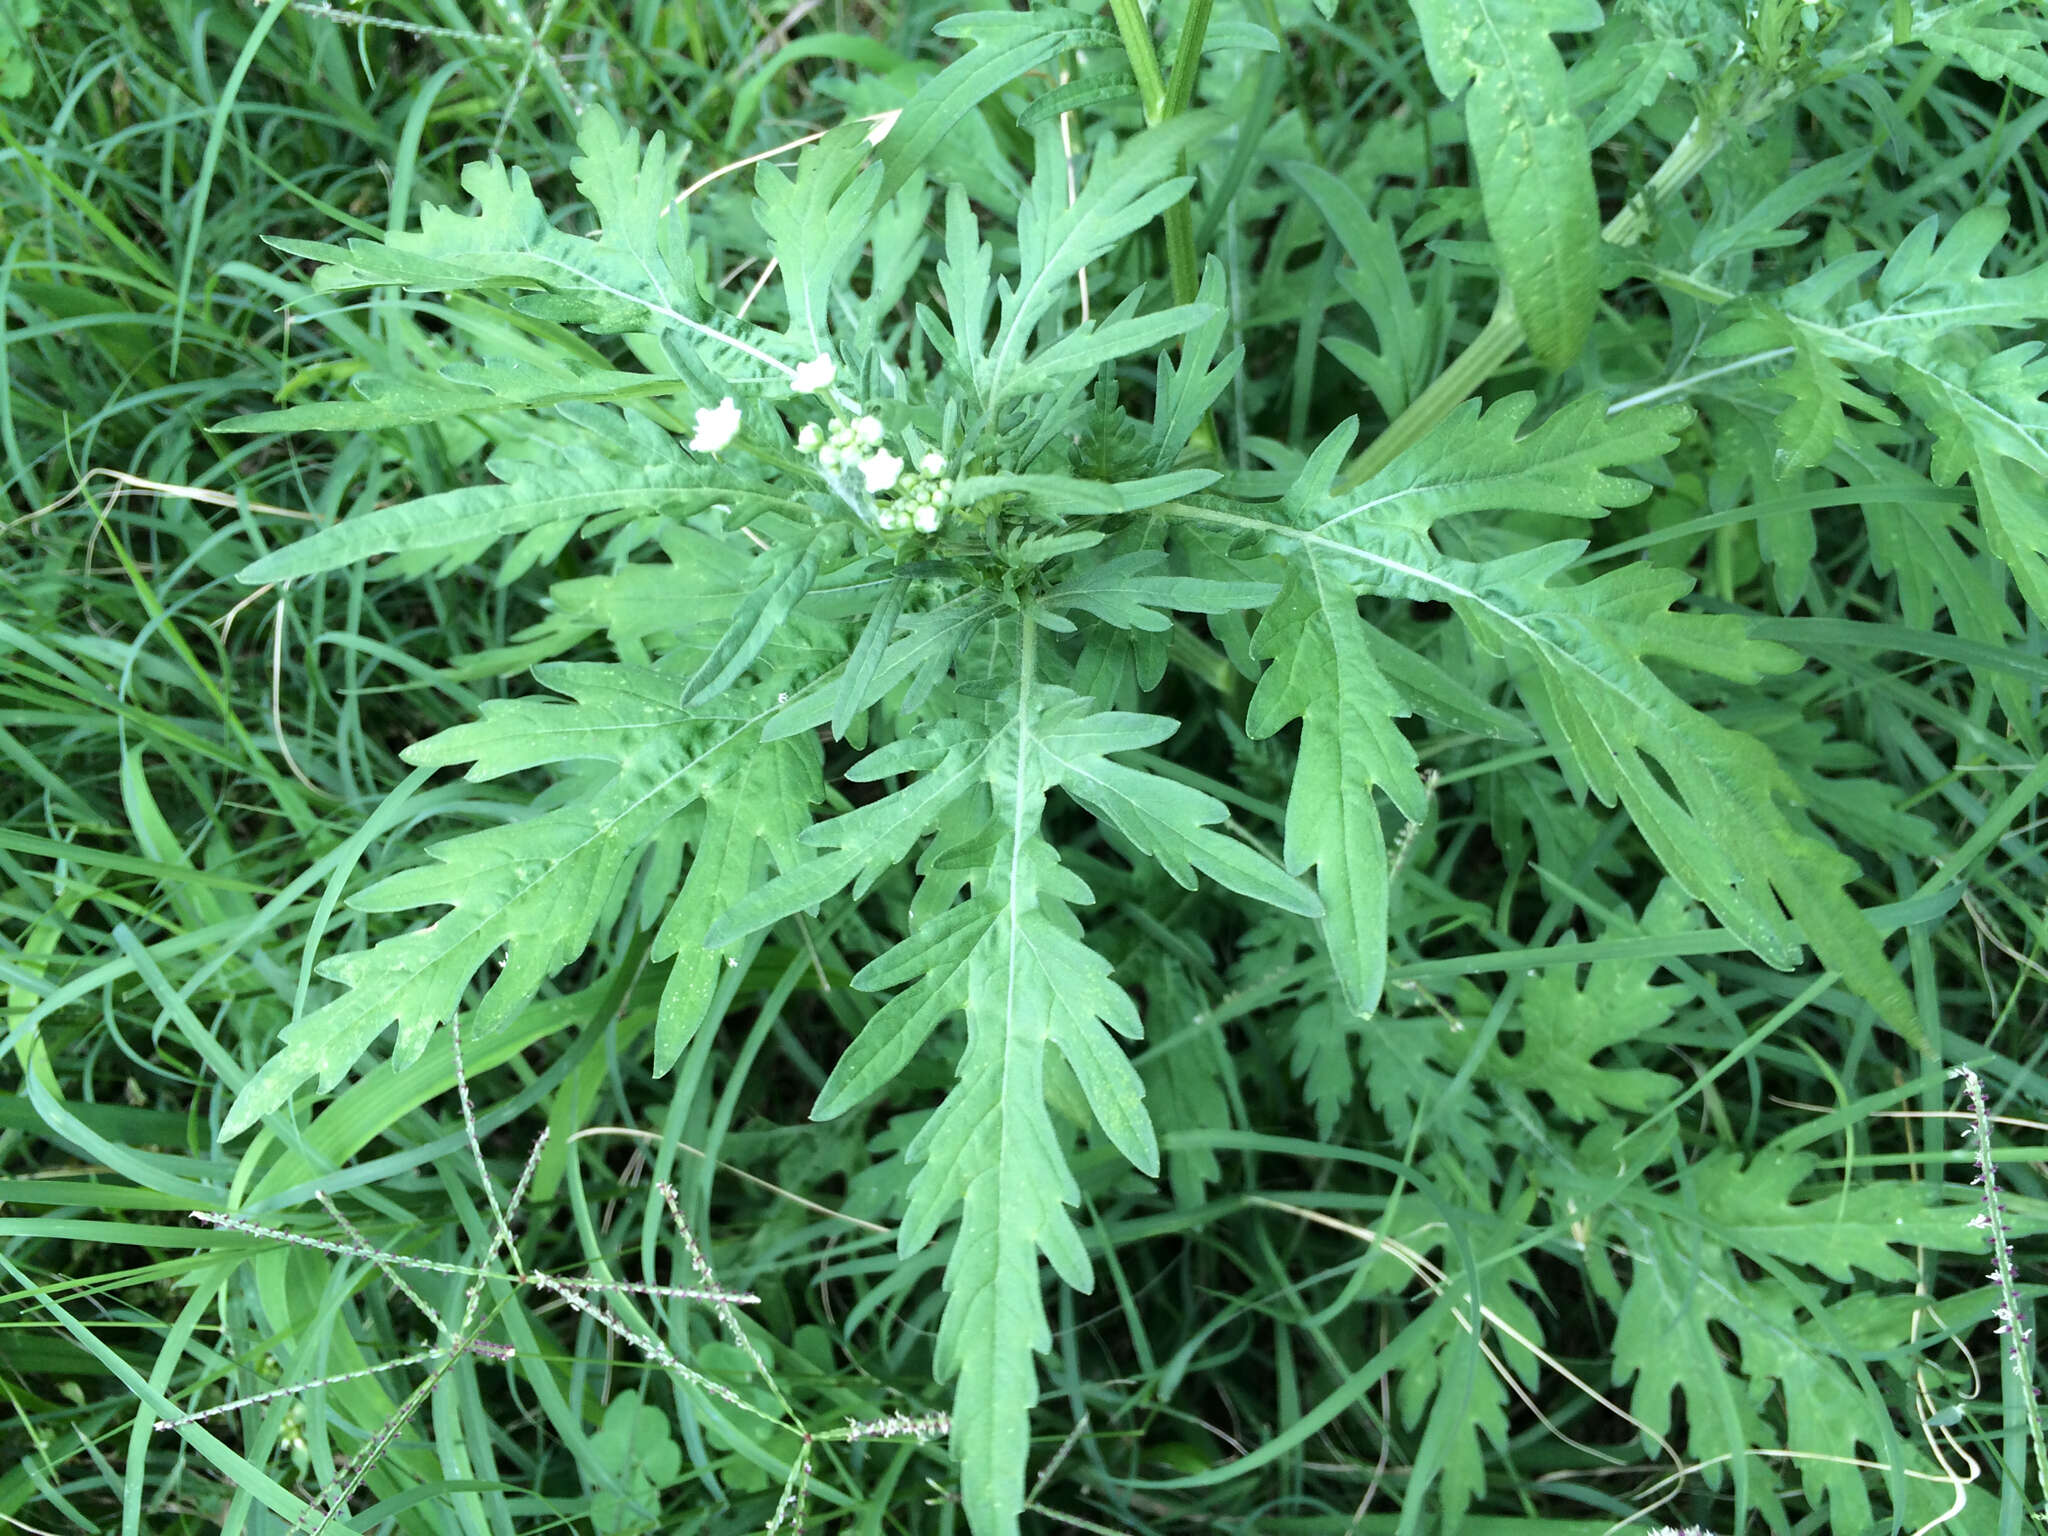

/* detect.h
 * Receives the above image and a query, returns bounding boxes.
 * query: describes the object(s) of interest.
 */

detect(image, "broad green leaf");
[755,123,887,357]
[1927,11,2048,94]
[1206,400,1922,1044]
[1690,1148,1978,1282]
[650,735,821,1071]
[1406,0,1603,368]
[1289,161,1433,420]
[996,295,1219,405]
[704,734,992,947]
[676,538,824,708]
[901,681,1159,1536]
[585,1390,683,1534]
[1247,566,1420,1014]
[0,0,37,97]
[270,111,750,393]
[1705,206,2048,616]
[1611,1221,1779,1512]
[238,415,798,585]
[1336,392,1691,533]
[1044,551,1277,633]
[224,675,789,1137]
[1148,256,1243,472]
[1014,65,1139,130]
[1367,1200,1545,1526]
[1039,697,1320,916]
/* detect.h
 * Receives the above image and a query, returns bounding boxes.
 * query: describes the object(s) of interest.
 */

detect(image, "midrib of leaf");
[985,619,1041,1535]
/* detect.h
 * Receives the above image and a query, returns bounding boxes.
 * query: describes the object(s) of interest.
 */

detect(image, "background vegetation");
[3,2,2046,1535]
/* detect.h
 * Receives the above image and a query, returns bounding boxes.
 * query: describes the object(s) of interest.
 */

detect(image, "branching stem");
[1337,0,1957,489]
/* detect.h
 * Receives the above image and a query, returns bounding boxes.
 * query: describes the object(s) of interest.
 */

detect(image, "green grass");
[5,2,2048,1535]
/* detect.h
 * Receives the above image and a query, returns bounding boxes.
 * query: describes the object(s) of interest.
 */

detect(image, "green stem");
[1108,0,1211,310]
[1108,0,1170,125]
[1164,0,1215,120]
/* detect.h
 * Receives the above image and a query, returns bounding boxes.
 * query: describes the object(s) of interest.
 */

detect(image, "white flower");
[852,414,885,447]
[876,506,910,532]
[689,396,742,454]
[861,449,904,494]
[792,354,837,393]
[919,451,946,478]
[796,422,822,453]
[911,504,941,534]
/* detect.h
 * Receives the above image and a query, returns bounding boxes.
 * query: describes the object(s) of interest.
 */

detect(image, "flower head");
[919,451,946,479]
[792,354,837,394]
[796,422,822,454]
[852,414,885,448]
[861,448,904,494]
[689,397,742,455]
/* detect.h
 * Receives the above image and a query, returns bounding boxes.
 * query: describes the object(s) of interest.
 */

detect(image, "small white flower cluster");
[797,412,952,535]
[689,395,742,455]
[876,450,953,534]
[797,413,891,482]
[686,353,955,537]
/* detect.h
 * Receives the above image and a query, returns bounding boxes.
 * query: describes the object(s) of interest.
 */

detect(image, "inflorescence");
[688,353,953,538]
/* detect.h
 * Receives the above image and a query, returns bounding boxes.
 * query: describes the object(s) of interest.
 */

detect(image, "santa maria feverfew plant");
[177,2,2048,1533]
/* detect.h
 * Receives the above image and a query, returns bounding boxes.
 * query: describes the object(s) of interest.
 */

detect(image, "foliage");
[6,3,2048,1536]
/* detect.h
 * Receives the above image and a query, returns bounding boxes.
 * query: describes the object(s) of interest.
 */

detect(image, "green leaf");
[1483,882,1689,1120]
[1406,0,1604,367]
[984,114,1219,402]
[878,9,1119,202]
[1045,551,1277,633]
[585,1390,683,1535]
[237,413,788,585]
[1014,66,1140,130]
[1210,400,1922,1044]
[901,675,1158,1536]
[996,295,1219,405]
[755,123,887,357]
[0,0,38,98]
[1705,205,2048,616]
[1247,566,1419,1014]
[650,735,821,1072]
[1926,10,2048,94]
[704,733,993,948]
[676,538,824,708]
[1691,1148,1979,1282]
[1039,698,1320,917]
[1288,161,1434,421]
[223,675,790,1137]
[1148,256,1243,472]
[229,360,681,433]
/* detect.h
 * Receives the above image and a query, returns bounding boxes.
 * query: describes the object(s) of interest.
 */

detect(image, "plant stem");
[1109,0,1211,309]
[1108,0,1170,126]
